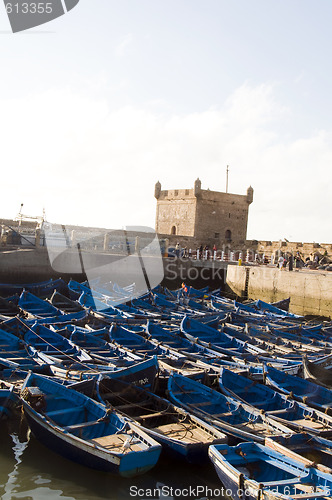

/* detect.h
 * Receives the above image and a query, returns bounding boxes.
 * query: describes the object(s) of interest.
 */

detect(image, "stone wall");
[247,240,332,260]
[226,265,332,317]
[195,190,250,244]
[155,189,197,236]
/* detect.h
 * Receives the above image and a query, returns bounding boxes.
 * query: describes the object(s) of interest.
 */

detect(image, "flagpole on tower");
[226,165,229,193]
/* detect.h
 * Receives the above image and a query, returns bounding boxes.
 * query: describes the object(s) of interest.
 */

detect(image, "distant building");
[155,179,253,245]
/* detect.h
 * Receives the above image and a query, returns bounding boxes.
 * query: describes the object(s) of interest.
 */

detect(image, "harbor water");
[0,415,227,500]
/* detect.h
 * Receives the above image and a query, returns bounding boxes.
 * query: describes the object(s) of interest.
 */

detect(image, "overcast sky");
[0,0,331,243]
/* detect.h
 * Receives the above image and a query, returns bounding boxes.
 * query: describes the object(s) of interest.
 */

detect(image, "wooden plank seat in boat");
[152,422,213,443]
[246,400,270,407]
[209,412,234,418]
[166,346,189,351]
[187,401,215,407]
[100,391,141,399]
[90,433,143,451]
[86,348,108,353]
[64,419,105,431]
[292,491,330,499]
[7,357,34,362]
[134,410,172,421]
[291,419,328,430]
[0,348,23,353]
[119,343,146,349]
[114,401,153,411]
[263,479,330,499]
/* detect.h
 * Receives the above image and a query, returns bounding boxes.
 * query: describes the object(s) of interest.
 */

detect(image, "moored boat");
[71,375,228,463]
[264,364,332,414]
[20,372,161,477]
[209,441,332,500]
[167,372,292,443]
[219,367,332,436]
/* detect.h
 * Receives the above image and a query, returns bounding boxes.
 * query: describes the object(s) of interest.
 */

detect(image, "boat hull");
[23,403,160,477]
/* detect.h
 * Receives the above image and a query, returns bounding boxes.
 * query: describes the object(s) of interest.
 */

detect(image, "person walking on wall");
[288,253,294,271]
[278,255,284,270]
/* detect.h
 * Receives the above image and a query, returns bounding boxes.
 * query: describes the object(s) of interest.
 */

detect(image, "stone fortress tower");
[155,179,253,246]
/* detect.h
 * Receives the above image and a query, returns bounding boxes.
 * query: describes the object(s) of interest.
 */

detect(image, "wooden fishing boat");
[181,316,267,357]
[21,372,161,476]
[0,328,49,372]
[109,324,188,361]
[0,279,68,298]
[209,442,332,500]
[24,324,92,367]
[70,375,228,463]
[49,356,159,388]
[266,434,332,475]
[67,329,144,367]
[18,290,62,318]
[254,299,301,318]
[0,295,23,318]
[230,321,330,356]
[167,373,292,443]
[78,291,122,317]
[145,321,228,364]
[264,364,332,414]
[27,309,88,326]
[219,368,332,436]
[271,297,291,311]
[303,355,332,389]
[49,291,85,313]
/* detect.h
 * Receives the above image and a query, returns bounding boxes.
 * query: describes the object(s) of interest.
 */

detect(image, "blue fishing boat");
[49,291,85,313]
[303,355,332,389]
[266,434,332,475]
[78,291,122,316]
[0,295,22,318]
[0,328,49,372]
[21,372,161,476]
[18,291,62,318]
[209,442,332,500]
[264,364,332,413]
[27,309,88,326]
[219,368,332,436]
[71,375,228,463]
[67,328,143,366]
[110,324,214,381]
[145,321,228,364]
[0,279,68,298]
[24,323,92,367]
[48,354,159,388]
[181,316,267,357]
[167,373,292,443]
[109,324,186,360]
[253,299,302,318]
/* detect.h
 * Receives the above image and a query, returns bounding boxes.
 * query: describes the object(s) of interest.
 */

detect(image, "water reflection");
[0,417,227,500]
[2,431,30,500]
